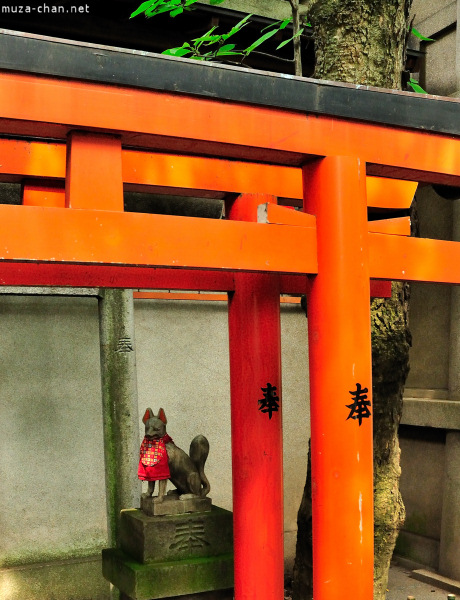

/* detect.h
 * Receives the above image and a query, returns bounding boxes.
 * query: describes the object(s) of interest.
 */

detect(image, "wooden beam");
[0,204,317,274]
[123,150,302,201]
[0,262,390,297]
[257,203,316,227]
[0,136,422,211]
[366,179,417,210]
[66,132,124,211]
[0,264,236,290]
[369,233,460,284]
[0,138,65,180]
[0,72,459,184]
[304,156,373,600]
[22,181,65,208]
[368,217,411,236]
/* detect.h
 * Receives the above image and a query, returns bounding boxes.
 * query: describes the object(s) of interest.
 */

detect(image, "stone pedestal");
[102,505,233,600]
[141,494,212,517]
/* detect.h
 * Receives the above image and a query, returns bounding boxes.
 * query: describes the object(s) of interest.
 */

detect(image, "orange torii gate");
[1,29,460,600]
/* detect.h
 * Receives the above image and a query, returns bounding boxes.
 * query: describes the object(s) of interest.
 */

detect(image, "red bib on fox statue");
[138,434,173,481]
[138,407,174,482]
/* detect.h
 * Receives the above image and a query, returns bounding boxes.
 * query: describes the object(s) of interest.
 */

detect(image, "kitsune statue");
[139,407,210,502]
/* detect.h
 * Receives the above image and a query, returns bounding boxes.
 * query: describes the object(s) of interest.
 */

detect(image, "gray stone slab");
[402,398,460,430]
[141,494,212,517]
[413,2,457,39]
[102,548,234,600]
[0,554,110,600]
[388,563,457,600]
[120,506,233,563]
[412,569,460,595]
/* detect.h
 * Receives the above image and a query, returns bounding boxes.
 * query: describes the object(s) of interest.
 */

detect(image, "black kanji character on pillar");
[258,383,280,420]
[346,383,371,426]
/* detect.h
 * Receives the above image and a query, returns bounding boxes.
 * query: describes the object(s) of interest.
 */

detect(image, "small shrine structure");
[0,29,459,600]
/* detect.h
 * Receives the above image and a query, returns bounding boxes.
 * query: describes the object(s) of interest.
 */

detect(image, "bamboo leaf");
[218,43,236,52]
[411,27,434,42]
[221,13,252,40]
[130,0,159,18]
[162,46,193,56]
[245,28,278,54]
[276,27,304,50]
[279,18,291,30]
[216,43,242,56]
[408,78,428,94]
[145,0,180,17]
[192,26,220,46]
[170,6,183,16]
[260,19,279,33]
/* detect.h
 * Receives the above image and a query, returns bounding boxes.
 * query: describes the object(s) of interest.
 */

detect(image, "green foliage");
[411,27,434,42]
[131,0,430,85]
[131,0,309,63]
[407,77,427,94]
[131,0,200,19]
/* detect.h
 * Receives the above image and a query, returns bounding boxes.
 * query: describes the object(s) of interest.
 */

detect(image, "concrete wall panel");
[0,296,107,569]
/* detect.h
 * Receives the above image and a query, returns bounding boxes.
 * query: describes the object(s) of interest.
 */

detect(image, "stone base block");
[120,506,233,563]
[102,548,234,600]
[141,494,212,517]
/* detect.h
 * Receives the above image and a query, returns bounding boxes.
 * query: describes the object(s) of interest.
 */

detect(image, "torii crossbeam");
[1,29,460,600]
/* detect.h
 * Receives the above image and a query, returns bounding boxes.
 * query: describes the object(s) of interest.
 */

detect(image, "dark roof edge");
[0,28,459,137]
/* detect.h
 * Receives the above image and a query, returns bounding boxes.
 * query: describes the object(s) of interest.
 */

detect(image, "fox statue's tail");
[189,435,210,497]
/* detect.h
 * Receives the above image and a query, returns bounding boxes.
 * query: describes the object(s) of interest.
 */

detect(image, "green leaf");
[411,27,434,42]
[221,13,252,40]
[192,26,218,42]
[130,0,159,18]
[408,78,428,94]
[261,20,279,33]
[162,46,193,56]
[245,28,278,54]
[192,26,221,49]
[218,43,236,52]
[145,0,180,17]
[216,50,243,56]
[216,43,242,56]
[261,18,291,34]
[170,6,183,16]
[276,27,304,50]
[279,18,291,30]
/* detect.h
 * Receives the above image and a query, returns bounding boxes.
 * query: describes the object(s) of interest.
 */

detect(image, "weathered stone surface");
[102,548,234,600]
[120,506,233,563]
[141,494,212,517]
[1,554,110,600]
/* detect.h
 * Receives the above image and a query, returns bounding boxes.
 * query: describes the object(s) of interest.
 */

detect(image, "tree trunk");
[372,283,410,598]
[293,2,412,599]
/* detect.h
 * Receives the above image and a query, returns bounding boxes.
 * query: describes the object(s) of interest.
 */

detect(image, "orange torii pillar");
[226,194,284,600]
[304,156,374,600]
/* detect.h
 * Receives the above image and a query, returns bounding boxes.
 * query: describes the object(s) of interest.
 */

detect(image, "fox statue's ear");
[157,408,167,424]
[142,408,153,424]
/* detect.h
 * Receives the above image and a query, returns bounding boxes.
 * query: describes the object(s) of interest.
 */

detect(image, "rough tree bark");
[292,2,412,599]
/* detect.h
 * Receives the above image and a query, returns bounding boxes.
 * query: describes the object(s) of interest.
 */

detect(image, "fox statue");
[139,407,210,503]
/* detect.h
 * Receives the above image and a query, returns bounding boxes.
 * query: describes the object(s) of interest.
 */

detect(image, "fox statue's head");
[142,408,167,439]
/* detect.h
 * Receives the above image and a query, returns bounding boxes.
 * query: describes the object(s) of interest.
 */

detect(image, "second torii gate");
[1,29,460,600]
